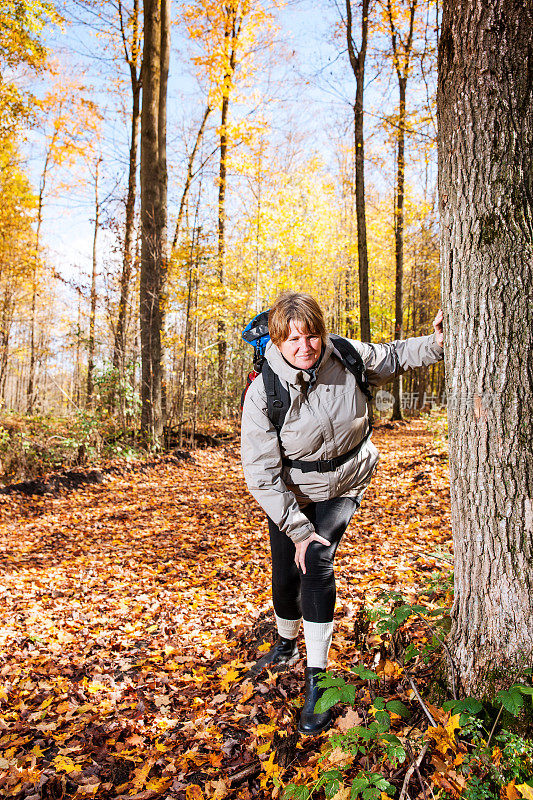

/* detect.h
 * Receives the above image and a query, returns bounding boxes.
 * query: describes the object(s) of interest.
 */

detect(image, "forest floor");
[0,419,454,800]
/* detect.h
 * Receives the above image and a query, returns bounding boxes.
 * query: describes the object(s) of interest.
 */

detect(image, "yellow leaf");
[259,750,279,789]
[254,723,276,737]
[256,742,270,755]
[145,776,173,793]
[53,755,77,773]
[74,703,93,715]
[505,779,520,800]
[445,713,461,738]
[516,784,533,800]
[427,725,455,754]
[0,687,7,701]
[220,667,239,692]
[87,681,107,694]
[258,642,271,652]
[131,758,153,789]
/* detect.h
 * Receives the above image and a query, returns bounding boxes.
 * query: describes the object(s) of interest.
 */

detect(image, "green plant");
[93,362,140,419]
[282,669,406,799]
[281,577,533,800]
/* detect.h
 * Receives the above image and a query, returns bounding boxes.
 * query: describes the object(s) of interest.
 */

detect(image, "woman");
[241,292,444,734]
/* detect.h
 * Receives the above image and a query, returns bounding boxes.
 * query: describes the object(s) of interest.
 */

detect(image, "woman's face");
[278,319,322,370]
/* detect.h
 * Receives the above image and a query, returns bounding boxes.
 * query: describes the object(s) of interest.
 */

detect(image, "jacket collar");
[264,336,335,387]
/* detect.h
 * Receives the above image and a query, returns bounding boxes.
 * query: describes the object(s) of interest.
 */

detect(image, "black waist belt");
[282,426,372,474]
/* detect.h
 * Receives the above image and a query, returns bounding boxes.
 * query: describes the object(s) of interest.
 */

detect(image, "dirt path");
[0,420,451,800]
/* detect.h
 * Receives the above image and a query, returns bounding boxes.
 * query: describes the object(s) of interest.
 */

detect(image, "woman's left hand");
[294,532,330,574]
[433,308,444,348]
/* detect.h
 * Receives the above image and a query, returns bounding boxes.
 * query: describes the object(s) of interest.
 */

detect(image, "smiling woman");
[278,321,322,370]
[240,291,445,735]
[268,293,326,371]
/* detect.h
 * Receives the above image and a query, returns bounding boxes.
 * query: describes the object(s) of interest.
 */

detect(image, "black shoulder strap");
[262,361,291,434]
[330,334,373,402]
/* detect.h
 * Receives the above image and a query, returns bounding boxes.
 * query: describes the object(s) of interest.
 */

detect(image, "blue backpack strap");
[330,334,373,402]
[262,361,291,435]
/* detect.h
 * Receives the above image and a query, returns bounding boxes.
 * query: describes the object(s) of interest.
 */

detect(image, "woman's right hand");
[294,532,330,574]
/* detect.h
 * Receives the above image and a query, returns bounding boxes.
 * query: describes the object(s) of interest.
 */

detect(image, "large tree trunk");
[438,0,533,697]
[346,0,371,343]
[139,0,169,446]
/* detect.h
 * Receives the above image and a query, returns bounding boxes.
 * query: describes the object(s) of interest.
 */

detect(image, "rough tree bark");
[438,0,533,696]
[139,0,169,446]
[346,0,371,342]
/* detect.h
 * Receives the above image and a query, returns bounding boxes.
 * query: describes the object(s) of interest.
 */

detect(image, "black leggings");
[268,497,359,624]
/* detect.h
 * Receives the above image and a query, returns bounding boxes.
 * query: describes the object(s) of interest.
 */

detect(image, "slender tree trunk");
[391,76,407,420]
[178,229,196,446]
[387,0,416,420]
[171,104,211,252]
[86,158,100,405]
[217,88,229,401]
[216,6,240,409]
[113,81,141,376]
[346,0,371,343]
[0,291,12,400]
[113,0,142,419]
[438,0,533,696]
[140,0,169,446]
[159,0,170,429]
[27,170,47,414]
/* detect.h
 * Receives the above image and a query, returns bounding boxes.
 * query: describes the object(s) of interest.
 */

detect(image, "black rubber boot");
[298,667,333,735]
[250,637,299,676]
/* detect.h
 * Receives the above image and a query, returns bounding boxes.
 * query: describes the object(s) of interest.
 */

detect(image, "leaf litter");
[0,420,452,799]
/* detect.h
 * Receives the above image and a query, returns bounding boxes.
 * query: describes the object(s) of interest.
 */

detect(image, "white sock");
[303,620,334,668]
[275,614,301,640]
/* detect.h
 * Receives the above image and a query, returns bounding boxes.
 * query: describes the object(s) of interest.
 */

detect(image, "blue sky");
[27,0,437,296]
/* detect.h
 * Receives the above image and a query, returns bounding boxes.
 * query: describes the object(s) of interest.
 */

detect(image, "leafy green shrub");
[0,408,145,482]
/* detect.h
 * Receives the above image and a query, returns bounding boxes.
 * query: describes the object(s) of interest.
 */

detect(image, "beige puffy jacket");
[241,333,444,543]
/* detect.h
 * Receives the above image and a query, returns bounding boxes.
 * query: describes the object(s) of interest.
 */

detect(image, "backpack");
[241,309,373,438]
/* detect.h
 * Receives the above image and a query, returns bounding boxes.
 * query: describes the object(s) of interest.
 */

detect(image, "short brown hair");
[268,292,327,346]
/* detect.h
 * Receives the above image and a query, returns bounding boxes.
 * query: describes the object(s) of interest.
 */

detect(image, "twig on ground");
[400,744,429,800]
[408,676,437,727]
[414,751,428,800]
[228,761,261,785]
[413,611,458,700]
[415,550,453,565]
